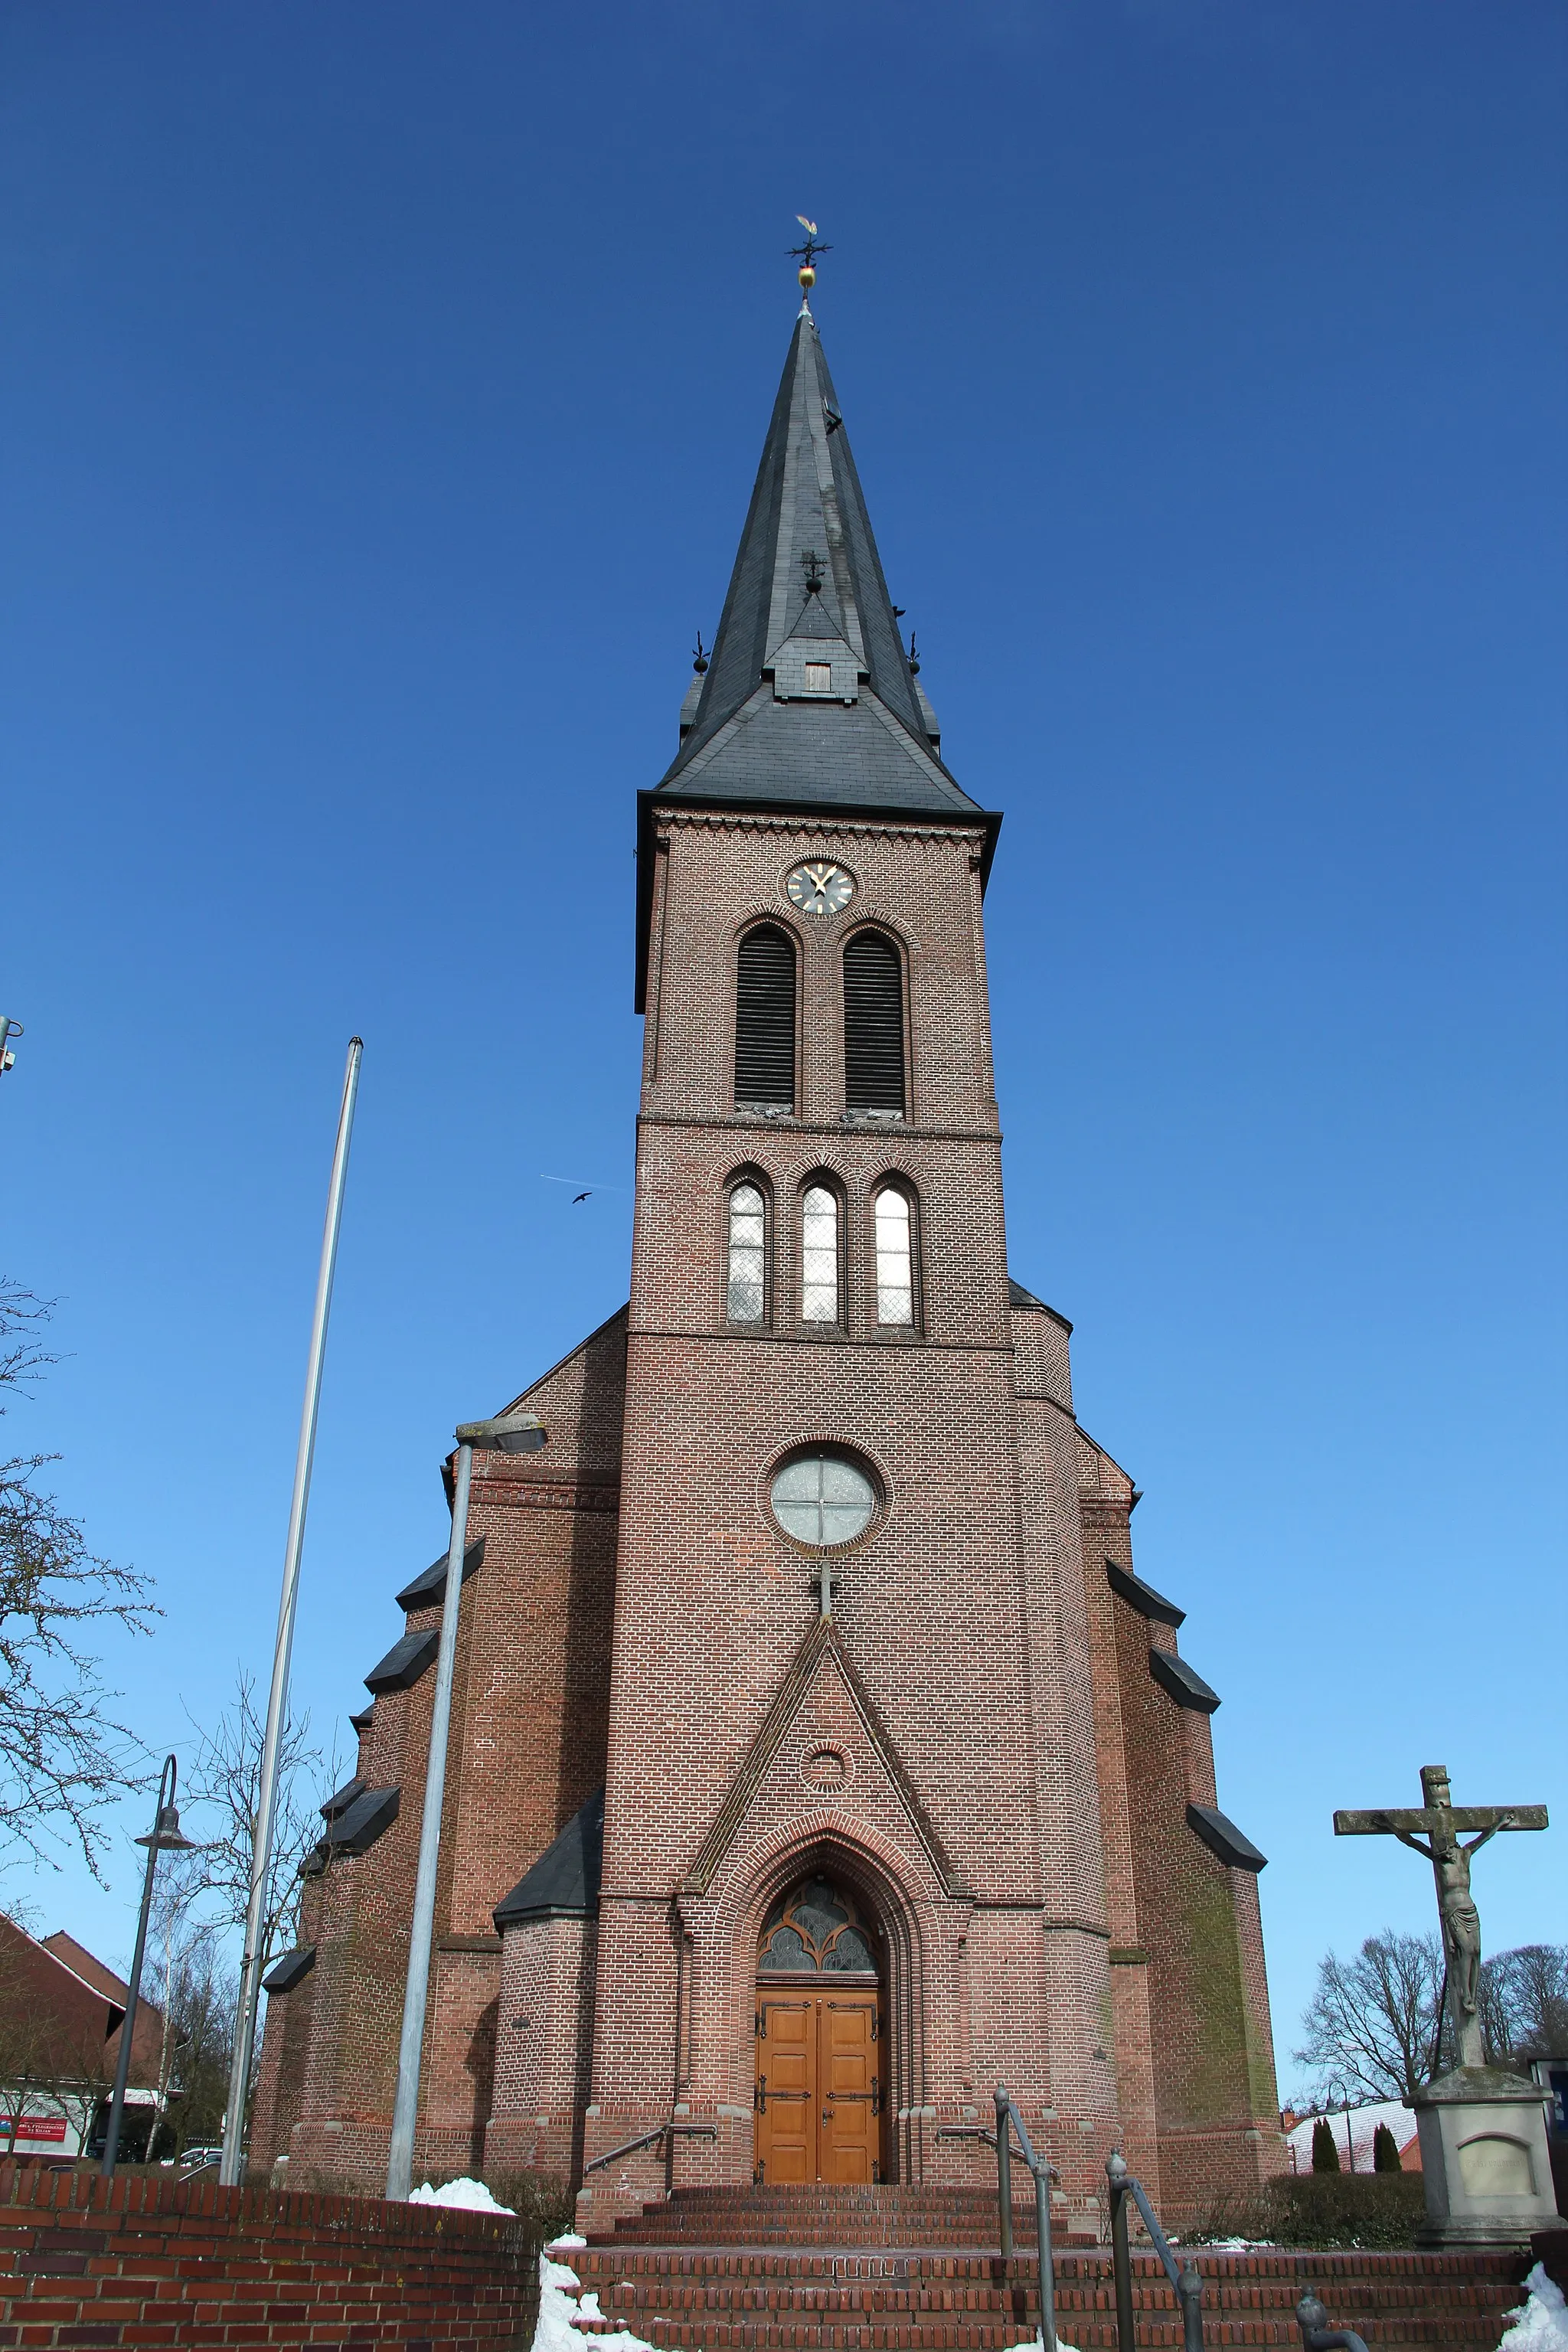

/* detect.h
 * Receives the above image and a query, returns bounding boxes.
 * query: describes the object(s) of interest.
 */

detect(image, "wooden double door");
[754,1986,884,2184]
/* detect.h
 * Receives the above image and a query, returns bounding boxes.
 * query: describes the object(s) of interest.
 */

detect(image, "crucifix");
[813,1557,840,1619]
[1334,1766,1549,2071]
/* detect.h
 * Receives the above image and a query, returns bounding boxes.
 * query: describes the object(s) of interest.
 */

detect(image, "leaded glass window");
[770,1452,876,1547]
[727,1182,766,1324]
[758,1874,878,1975]
[874,1188,914,1326]
[801,1184,839,1323]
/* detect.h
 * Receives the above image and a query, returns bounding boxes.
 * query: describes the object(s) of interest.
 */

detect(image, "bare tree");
[0,1282,157,1879]
[1294,1929,1446,2102]
[1481,1944,1568,2069]
[165,1671,335,1991]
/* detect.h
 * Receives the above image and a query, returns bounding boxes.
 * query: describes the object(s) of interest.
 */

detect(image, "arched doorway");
[753,1871,884,2184]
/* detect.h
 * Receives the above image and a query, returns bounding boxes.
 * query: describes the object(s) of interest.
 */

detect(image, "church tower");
[250,291,1281,2230]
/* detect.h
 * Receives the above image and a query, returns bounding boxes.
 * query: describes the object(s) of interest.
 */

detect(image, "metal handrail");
[1106,2151,1204,2351]
[992,2086,1060,2352]
[1296,2292,1370,2351]
[582,2120,718,2175]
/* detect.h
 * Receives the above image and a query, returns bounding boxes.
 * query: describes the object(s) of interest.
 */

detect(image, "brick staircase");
[561,2185,1528,2350]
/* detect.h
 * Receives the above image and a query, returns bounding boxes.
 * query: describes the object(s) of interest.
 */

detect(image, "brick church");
[252,290,1282,2231]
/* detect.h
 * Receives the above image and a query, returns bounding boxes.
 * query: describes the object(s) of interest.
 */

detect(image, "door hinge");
[755,2076,766,2114]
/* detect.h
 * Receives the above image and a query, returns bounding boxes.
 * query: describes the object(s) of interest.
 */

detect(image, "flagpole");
[220,1037,363,2188]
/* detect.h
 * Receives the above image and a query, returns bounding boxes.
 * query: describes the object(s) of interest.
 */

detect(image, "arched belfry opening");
[753,1870,885,2184]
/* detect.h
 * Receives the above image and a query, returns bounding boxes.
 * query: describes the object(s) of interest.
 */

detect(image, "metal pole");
[1178,2256,1204,2351]
[220,1037,363,2189]
[1031,2155,1057,2352]
[102,1757,175,2177]
[386,1439,475,2200]
[1343,2099,1354,2173]
[1106,2151,1135,2352]
[994,2083,1014,2262]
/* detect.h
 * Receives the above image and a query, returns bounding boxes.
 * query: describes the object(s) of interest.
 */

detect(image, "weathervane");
[789,215,831,309]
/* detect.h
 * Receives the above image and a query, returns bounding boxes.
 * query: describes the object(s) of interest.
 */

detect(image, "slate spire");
[660,311,985,823]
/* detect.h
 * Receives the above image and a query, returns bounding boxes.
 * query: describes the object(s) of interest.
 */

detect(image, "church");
[250,284,1282,2233]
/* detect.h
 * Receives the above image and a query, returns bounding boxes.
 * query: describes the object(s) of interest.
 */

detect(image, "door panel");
[756,2001,814,2184]
[821,1998,878,2184]
[756,1989,881,2184]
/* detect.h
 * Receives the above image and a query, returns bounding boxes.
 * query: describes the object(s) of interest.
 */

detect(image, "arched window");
[735,925,797,1113]
[844,933,905,1117]
[873,1187,915,1327]
[758,1874,878,1976]
[801,1184,840,1324]
[727,1181,767,1325]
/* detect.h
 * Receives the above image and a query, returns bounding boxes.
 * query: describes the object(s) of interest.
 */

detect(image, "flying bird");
[796,216,818,236]
[573,1191,591,1204]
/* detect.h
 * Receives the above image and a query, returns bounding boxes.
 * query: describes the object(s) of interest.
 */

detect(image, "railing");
[1295,2292,1370,2352]
[1106,2151,1204,2352]
[582,2120,718,2175]
[936,2083,1060,2351]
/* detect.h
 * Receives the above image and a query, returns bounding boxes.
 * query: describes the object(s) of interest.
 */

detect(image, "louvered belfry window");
[734,925,797,1112]
[844,933,906,1116]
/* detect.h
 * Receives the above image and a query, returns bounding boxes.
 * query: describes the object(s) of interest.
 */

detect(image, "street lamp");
[101,1756,200,2178]
[385,1411,545,2200]
[0,1016,21,1080]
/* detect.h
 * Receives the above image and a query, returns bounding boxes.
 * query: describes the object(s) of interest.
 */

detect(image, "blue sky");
[2,0,1563,2092]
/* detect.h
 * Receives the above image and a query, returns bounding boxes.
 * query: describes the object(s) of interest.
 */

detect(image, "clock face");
[786,861,855,916]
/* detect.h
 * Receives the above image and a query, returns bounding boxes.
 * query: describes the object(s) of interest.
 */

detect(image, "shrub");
[1311,2117,1341,2174]
[1372,2122,1403,2173]
[1264,2171,1426,2249]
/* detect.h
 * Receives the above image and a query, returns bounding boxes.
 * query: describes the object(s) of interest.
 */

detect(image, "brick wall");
[0,2162,534,2349]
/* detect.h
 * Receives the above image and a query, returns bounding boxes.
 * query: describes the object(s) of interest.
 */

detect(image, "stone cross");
[1334,1766,1548,2071]
[814,1557,840,1619]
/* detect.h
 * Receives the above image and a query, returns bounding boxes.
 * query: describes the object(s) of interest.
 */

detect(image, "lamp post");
[0,1016,21,1080]
[384,1410,544,2201]
[100,1756,199,2179]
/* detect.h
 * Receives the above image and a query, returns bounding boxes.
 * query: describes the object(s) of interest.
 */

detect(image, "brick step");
[562,2244,1526,2351]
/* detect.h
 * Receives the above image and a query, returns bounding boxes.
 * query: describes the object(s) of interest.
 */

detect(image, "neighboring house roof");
[0,1913,162,2086]
[1284,2099,1422,2172]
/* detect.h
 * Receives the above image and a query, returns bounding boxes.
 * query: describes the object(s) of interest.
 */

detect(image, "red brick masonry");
[0,2163,534,2350]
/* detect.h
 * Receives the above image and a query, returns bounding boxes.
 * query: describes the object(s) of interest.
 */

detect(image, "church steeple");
[659,312,987,828]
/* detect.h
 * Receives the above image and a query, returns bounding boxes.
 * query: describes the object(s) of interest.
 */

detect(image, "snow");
[1282,2099,1419,2173]
[407,2176,516,2214]
[533,2249,657,2352]
[1498,2265,1568,2349]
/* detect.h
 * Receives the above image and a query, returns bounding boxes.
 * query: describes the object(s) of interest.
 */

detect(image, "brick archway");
[719,1827,932,2186]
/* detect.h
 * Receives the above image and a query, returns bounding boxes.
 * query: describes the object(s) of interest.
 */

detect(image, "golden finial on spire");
[788,216,831,306]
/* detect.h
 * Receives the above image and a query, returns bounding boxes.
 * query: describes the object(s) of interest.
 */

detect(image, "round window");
[770,1450,877,1547]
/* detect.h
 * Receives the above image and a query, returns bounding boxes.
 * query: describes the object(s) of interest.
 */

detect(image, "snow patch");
[534,2249,657,2352]
[1498,2265,1568,2350]
[407,2176,516,2214]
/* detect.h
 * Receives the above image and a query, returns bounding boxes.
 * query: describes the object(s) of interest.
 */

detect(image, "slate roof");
[1187,1803,1267,1873]
[364,1628,438,1695]
[262,1945,316,1996]
[1106,1558,1187,1629]
[492,1788,604,1930]
[395,1537,485,1615]
[1148,1648,1221,1714]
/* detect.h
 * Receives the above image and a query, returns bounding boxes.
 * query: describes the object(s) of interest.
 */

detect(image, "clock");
[786,861,855,916]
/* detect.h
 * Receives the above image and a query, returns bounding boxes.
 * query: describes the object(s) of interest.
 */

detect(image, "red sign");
[0,2116,70,2143]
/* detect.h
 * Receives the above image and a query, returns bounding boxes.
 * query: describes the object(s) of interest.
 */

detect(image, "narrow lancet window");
[844,933,905,1116]
[801,1185,839,1324]
[874,1188,914,1326]
[727,1183,766,1325]
[735,925,797,1112]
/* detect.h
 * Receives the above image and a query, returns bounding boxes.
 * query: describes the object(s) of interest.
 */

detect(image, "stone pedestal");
[1410,2066,1566,2246]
